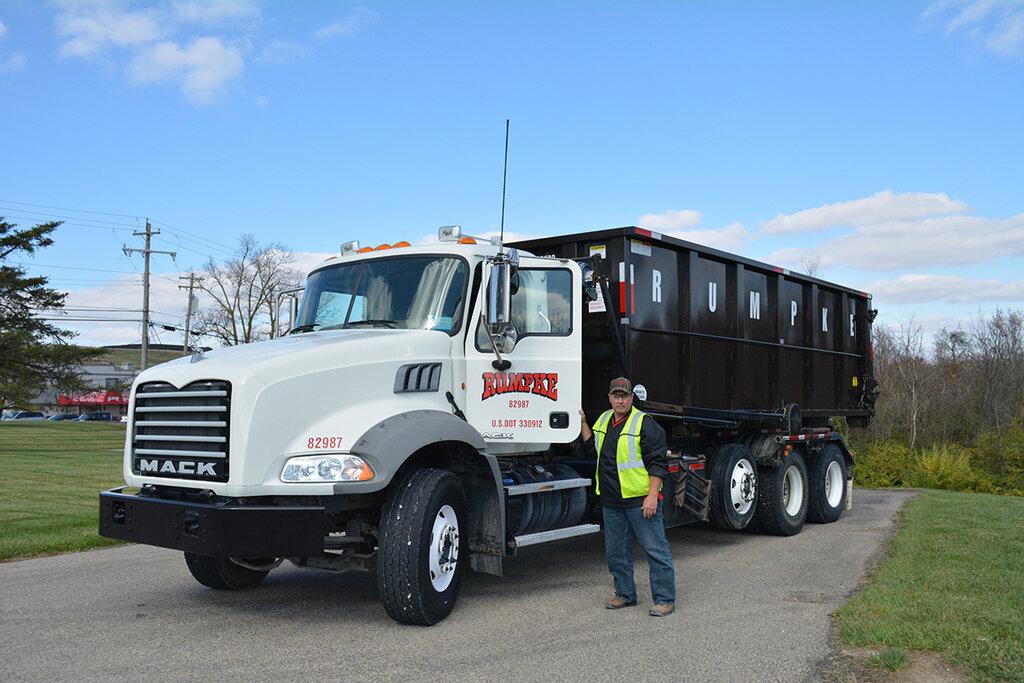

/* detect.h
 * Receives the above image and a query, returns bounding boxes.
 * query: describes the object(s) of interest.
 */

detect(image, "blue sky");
[1,1,1022,346]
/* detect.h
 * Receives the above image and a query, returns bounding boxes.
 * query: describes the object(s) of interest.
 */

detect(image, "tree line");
[851,311,1024,494]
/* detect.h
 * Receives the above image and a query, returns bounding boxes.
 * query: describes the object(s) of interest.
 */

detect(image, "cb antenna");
[499,118,510,252]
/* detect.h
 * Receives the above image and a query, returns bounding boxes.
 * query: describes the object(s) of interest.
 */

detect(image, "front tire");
[184,553,270,590]
[708,443,758,530]
[377,468,466,625]
[753,451,809,536]
[807,444,848,524]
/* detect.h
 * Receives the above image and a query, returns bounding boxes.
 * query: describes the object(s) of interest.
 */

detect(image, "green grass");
[837,489,1024,681]
[867,648,910,671]
[0,421,128,561]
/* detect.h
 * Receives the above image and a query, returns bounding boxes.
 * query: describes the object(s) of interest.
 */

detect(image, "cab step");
[514,523,600,548]
[505,477,590,496]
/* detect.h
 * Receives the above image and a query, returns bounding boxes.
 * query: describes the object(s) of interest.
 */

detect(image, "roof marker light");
[393,240,411,248]
[375,243,392,250]
[438,225,462,242]
[357,247,373,253]
[458,237,477,245]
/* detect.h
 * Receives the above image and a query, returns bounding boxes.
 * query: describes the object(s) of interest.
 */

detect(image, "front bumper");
[98,487,326,557]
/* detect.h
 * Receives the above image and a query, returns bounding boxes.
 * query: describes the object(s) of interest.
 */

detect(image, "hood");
[134,328,453,389]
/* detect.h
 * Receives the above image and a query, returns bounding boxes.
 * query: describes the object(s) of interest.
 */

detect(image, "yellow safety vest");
[593,407,650,499]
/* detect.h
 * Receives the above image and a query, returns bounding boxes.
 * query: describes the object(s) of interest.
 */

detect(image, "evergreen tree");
[0,217,102,410]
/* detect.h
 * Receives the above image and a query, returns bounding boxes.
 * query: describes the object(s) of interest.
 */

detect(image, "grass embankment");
[837,489,1024,681]
[0,421,127,561]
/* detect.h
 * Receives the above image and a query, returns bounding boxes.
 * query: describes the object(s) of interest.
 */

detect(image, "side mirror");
[487,261,512,330]
[274,288,304,338]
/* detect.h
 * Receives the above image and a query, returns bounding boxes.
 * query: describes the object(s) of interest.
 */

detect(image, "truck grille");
[131,381,231,482]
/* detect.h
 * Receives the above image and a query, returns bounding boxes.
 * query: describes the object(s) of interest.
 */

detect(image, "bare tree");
[194,235,302,346]
[870,319,932,452]
[865,309,1024,455]
[800,251,824,278]
[969,310,1024,436]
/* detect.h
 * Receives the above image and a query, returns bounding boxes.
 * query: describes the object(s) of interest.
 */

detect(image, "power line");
[0,206,142,230]
[11,262,139,274]
[0,198,145,220]
[1,198,239,258]
[41,306,146,312]
[149,217,237,253]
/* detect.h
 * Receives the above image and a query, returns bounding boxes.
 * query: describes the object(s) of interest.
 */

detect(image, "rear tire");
[807,444,848,524]
[753,451,809,536]
[708,443,758,530]
[377,468,466,625]
[184,553,270,590]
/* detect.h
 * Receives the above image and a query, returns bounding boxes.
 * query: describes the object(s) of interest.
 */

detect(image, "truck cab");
[102,228,588,624]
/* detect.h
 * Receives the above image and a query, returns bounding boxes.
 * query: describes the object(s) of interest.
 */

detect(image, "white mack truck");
[100,225,876,625]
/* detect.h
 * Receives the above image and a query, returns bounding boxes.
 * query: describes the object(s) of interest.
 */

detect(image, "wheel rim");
[428,504,460,592]
[825,460,844,508]
[783,465,805,517]
[729,458,756,516]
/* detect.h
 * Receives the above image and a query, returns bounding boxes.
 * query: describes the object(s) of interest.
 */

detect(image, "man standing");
[580,377,676,616]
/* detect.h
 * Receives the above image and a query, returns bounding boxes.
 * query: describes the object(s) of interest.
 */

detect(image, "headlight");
[281,454,375,482]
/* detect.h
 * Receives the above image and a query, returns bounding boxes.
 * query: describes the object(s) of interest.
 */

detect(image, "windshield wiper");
[346,319,399,329]
[288,324,321,334]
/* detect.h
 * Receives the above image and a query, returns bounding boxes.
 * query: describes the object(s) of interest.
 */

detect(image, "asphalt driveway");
[0,489,915,681]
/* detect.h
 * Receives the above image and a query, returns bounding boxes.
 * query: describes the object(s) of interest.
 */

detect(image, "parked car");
[47,413,77,421]
[4,411,45,421]
[75,412,113,422]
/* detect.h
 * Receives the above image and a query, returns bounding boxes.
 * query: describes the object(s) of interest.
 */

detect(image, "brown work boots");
[604,596,637,609]
[605,596,675,616]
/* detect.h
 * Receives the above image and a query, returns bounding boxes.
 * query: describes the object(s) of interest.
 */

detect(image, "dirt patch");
[822,643,967,682]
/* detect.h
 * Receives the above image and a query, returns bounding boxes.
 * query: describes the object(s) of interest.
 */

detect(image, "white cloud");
[128,37,244,105]
[172,0,259,25]
[864,274,1024,305]
[768,211,1024,272]
[54,0,165,58]
[0,52,26,72]
[761,190,969,235]
[663,222,751,251]
[0,17,27,73]
[254,94,268,107]
[636,208,702,231]
[257,38,308,64]
[925,0,1024,58]
[314,9,375,41]
[288,250,336,276]
[56,272,188,346]
[52,0,255,104]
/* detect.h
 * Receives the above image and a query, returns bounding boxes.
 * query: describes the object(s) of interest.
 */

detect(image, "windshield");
[295,256,469,334]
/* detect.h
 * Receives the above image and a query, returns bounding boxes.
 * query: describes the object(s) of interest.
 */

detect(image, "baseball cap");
[608,377,632,395]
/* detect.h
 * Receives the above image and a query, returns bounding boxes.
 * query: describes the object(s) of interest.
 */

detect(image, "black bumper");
[99,487,326,557]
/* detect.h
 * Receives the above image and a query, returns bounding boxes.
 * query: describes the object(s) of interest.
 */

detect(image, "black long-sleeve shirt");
[583,411,669,508]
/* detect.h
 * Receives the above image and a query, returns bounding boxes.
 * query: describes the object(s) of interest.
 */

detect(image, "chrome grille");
[131,380,231,482]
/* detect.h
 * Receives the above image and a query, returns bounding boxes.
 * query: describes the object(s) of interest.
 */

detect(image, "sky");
[1,0,1022,348]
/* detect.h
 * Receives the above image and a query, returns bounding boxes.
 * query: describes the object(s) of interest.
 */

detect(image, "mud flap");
[674,469,711,521]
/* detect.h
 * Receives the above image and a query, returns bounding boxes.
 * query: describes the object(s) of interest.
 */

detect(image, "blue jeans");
[602,502,676,605]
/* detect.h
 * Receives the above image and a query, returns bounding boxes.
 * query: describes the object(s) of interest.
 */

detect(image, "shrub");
[903,445,997,494]
[851,441,910,488]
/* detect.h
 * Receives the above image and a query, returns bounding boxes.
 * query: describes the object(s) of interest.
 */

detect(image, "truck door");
[464,259,582,445]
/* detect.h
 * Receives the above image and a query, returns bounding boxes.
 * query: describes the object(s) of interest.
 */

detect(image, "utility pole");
[178,272,203,356]
[123,220,176,370]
